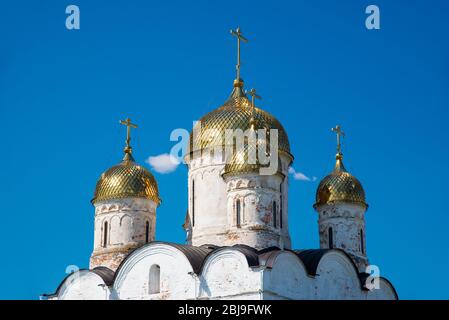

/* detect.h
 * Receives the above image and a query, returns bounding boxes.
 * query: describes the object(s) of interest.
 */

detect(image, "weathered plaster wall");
[57,244,397,301]
[365,278,398,300]
[90,197,157,271]
[224,172,290,249]
[317,203,368,272]
[187,151,228,246]
[263,251,314,299]
[187,149,291,249]
[314,251,362,299]
[199,249,262,299]
[114,244,196,300]
[57,271,111,300]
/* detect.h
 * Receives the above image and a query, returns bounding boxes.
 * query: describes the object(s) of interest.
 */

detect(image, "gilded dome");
[92,153,161,205]
[314,155,367,208]
[188,81,291,158]
[223,141,283,177]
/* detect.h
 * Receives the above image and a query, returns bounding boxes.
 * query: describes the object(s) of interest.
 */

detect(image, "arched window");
[236,199,241,227]
[103,221,108,247]
[192,179,195,227]
[328,227,334,249]
[273,201,277,228]
[145,221,150,243]
[149,264,161,294]
[279,183,283,229]
[360,229,364,254]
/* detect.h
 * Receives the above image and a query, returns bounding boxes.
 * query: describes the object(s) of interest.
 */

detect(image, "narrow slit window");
[273,201,277,228]
[145,221,150,243]
[103,221,108,248]
[329,227,334,249]
[236,199,241,227]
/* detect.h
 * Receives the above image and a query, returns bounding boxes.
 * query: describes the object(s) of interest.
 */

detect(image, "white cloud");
[288,167,317,182]
[146,153,180,174]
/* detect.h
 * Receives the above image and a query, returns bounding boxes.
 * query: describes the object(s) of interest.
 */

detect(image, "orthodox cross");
[248,88,261,108]
[230,27,249,81]
[120,118,138,153]
[247,88,261,129]
[331,125,345,155]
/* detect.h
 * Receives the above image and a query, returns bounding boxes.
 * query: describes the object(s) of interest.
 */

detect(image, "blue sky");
[0,0,448,299]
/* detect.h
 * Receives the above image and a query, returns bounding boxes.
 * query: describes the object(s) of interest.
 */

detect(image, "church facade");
[45,28,397,300]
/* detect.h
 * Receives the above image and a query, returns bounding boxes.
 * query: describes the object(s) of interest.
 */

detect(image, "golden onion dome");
[314,154,367,208]
[188,81,291,158]
[92,152,161,205]
[93,117,161,206]
[223,140,283,177]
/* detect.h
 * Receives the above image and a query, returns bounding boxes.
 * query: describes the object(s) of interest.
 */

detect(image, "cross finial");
[247,88,262,108]
[246,88,261,129]
[119,118,138,155]
[230,26,249,85]
[331,125,345,159]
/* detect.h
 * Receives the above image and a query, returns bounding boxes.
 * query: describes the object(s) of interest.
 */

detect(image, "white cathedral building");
[45,29,397,300]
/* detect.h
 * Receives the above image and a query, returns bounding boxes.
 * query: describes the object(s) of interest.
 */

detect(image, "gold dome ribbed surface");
[92,154,160,205]
[188,84,291,156]
[223,140,283,176]
[314,157,366,208]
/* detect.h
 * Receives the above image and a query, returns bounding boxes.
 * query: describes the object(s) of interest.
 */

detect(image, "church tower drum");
[185,28,293,249]
[314,126,368,271]
[90,118,161,271]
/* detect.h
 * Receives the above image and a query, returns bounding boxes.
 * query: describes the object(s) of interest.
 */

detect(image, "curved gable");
[57,270,112,300]
[199,247,261,298]
[314,250,363,299]
[114,242,211,299]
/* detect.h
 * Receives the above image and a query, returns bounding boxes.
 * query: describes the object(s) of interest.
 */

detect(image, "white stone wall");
[262,251,314,300]
[90,197,157,271]
[114,244,196,300]
[223,173,291,249]
[187,149,292,249]
[199,249,262,299]
[55,244,397,300]
[56,271,112,300]
[263,250,396,300]
[316,202,368,271]
[187,150,228,246]
[365,278,398,300]
[314,251,362,299]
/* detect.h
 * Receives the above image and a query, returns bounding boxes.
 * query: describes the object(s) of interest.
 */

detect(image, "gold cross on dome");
[120,118,138,153]
[230,27,249,81]
[247,88,262,109]
[246,88,261,129]
[331,125,345,155]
